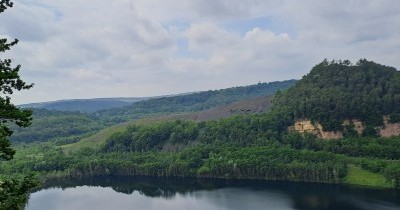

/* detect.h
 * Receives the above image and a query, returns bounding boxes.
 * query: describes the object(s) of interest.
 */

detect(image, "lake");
[25,176,400,210]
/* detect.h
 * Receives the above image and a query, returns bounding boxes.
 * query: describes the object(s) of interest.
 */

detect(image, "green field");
[62,122,131,152]
[344,165,393,188]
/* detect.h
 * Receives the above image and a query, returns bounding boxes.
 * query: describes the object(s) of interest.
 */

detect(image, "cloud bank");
[1,0,399,104]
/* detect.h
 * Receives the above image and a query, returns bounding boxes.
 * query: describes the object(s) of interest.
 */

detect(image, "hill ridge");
[271,59,400,138]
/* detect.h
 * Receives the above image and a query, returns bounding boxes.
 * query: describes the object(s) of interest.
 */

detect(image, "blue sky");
[1,0,400,104]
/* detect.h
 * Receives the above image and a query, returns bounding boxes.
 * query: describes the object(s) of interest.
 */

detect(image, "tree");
[0,0,12,12]
[0,1,37,209]
[0,0,33,161]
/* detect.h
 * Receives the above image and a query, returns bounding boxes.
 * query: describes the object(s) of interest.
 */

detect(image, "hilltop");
[271,59,400,138]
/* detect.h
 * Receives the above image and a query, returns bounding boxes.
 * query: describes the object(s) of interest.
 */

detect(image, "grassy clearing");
[344,165,393,188]
[61,122,131,152]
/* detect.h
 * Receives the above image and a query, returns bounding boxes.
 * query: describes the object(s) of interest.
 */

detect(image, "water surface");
[26,176,400,210]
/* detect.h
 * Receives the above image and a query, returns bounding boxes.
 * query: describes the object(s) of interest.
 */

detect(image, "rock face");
[291,117,400,139]
[380,123,400,137]
[293,120,318,134]
[291,120,343,140]
[380,117,400,137]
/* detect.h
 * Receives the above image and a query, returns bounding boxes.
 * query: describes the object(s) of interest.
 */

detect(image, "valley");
[2,60,400,189]
[1,60,400,209]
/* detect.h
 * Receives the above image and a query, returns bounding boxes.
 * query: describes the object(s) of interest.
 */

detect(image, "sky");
[1,0,400,105]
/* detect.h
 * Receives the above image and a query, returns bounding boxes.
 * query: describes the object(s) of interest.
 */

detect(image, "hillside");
[271,59,400,137]
[10,109,107,144]
[2,60,400,190]
[191,94,273,121]
[12,80,293,144]
[19,97,152,113]
[18,80,295,115]
[63,94,273,151]
[98,80,296,123]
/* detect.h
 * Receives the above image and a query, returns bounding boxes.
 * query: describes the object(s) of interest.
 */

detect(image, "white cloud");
[1,2,58,42]
[1,0,399,104]
[184,22,238,57]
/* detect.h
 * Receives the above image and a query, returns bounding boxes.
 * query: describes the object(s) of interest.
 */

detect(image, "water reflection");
[26,176,400,210]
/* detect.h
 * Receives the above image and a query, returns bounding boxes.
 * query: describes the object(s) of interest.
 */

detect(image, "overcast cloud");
[1,0,399,104]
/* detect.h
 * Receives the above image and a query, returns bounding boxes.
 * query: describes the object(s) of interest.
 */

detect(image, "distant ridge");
[98,80,297,123]
[19,80,297,114]
[12,80,297,144]
[19,97,152,113]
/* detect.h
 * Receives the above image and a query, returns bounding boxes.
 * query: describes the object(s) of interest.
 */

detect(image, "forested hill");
[4,61,400,189]
[11,80,295,144]
[10,109,107,144]
[19,97,151,113]
[98,80,297,123]
[271,59,400,132]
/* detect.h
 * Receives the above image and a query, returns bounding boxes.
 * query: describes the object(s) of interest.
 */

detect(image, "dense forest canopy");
[3,113,400,188]
[10,109,106,144]
[271,59,400,132]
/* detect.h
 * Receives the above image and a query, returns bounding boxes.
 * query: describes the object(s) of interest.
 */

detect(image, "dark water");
[25,176,400,210]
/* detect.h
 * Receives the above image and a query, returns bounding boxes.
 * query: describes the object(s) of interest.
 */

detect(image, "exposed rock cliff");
[380,117,400,137]
[291,117,400,139]
[290,120,343,139]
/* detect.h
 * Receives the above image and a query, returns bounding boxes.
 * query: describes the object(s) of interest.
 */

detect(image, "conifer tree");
[0,1,37,209]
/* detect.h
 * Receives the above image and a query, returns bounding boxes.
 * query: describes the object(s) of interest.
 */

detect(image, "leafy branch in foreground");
[0,0,37,209]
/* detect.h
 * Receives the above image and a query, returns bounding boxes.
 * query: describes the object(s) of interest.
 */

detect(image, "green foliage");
[0,174,39,210]
[362,125,379,137]
[98,80,296,123]
[1,0,34,159]
[1,144,347,184]
[198,146,346,183]
[101,114,400,160]
[0,0,13,12]
[283,134,400,160]
[10,109,106,144]
[2,56,400,200]
[384,163,400,187]
[360,159,387,173]
[101,114,283,153]
[26,99,131,113]
[0,2,39,208]
[271,59,400,133]
[11,80,296,144]
[343,124,358,137]
[0,37,33,159]
[343,165,393,188]
[1,111,400,189]
[389,113,400,123]
[102,120,200,152]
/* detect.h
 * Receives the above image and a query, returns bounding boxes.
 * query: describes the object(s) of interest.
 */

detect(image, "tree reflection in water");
[31,176,400,210]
